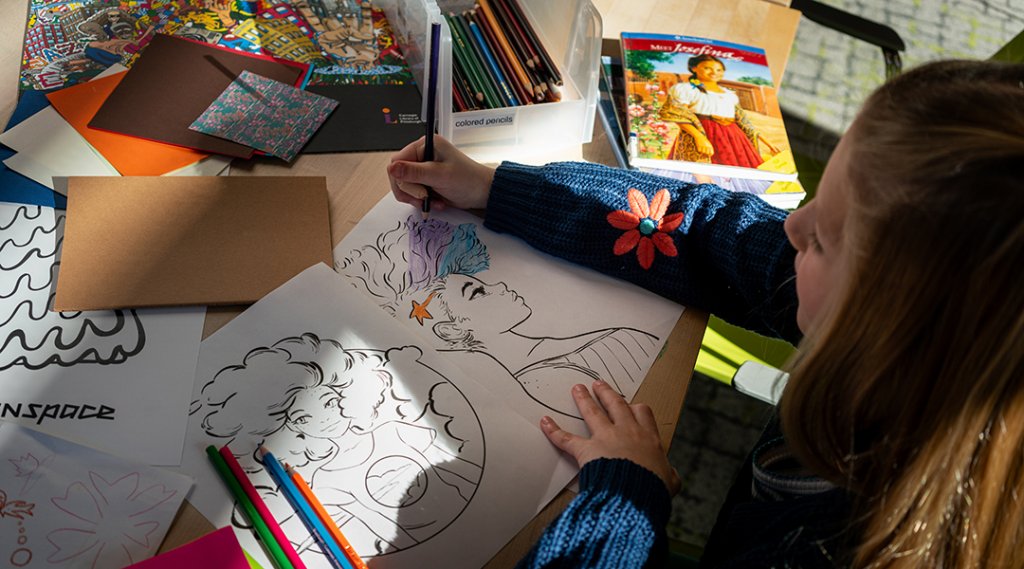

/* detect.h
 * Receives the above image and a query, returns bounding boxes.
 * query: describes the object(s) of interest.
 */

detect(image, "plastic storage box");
[378,0,603,162]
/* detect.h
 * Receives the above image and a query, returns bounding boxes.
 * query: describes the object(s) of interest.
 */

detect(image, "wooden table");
[1,0,799,565]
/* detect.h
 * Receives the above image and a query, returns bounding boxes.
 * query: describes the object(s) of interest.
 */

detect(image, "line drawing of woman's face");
[440,274,532,333]
[285,385,352,439]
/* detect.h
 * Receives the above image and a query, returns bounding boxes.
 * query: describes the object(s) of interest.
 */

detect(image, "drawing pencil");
[259,446,354,569]
[467,18,517,106]
[476,0,533,95]
[448,13,501,109]
[470,8,530,105]
[422,21,441,220]
[219,445,307,569]
[286,464,370,569]
[206,445,295,569]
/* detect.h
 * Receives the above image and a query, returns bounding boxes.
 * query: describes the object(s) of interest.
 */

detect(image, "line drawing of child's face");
[440,274,532,333]
[285,385,352,439]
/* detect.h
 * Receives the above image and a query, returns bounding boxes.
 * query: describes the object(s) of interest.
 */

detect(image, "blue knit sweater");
[485,161,800,344]
[483,162,847,568]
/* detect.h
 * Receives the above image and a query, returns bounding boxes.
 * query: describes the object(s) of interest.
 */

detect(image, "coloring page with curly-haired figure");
[175,266,577,569]
[0,422,192,569]
[334,196,684,431]
[0,204,205,465]
[174,264,576,569]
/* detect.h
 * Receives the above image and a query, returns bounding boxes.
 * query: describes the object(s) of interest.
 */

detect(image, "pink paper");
[125,527,250,569]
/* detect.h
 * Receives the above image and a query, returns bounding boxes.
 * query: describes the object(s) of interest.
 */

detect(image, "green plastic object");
[992,29,1024,63]
[696,316,796,385]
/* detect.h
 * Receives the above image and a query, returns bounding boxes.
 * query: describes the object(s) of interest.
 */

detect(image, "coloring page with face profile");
[0,203,206,465]
[176,263,577,569]
[333,196,685,431]
[0,421,193,569]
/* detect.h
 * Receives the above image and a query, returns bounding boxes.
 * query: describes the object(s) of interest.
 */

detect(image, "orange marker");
[285,464,369,569]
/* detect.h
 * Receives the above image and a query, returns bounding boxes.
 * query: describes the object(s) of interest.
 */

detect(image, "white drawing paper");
[0,204,205,465]
[177,264,576,569]
[334,197,685,430]
[0,421,193,569]
[0,107,119,190]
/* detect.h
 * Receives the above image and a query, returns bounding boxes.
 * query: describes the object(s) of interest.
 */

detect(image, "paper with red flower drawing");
[0,422,192,569]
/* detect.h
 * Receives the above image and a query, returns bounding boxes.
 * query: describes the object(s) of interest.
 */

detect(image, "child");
[387,60,1024,568]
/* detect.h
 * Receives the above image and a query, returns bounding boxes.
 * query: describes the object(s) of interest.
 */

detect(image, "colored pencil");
[470,8,530,105]
[499,0,562,85]
[453,13,508,107]
[452,65,478,111]
[467,18,518,106]
[452,79,467,111]
[477,0,533,95]
[448,13,501,109]
[259,446,354,569]
[452,59,480,107]
[206,445,294,569]
[219,445,307,569]
[422,21,441,219]
[491,0,536,69]
[286,464,369,569]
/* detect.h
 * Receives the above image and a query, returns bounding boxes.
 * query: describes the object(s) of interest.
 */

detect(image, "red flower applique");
[607,188,683,269]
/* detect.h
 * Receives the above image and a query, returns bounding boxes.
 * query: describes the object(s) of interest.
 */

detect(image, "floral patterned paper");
[0,422,193,569]
[189,70,338,162]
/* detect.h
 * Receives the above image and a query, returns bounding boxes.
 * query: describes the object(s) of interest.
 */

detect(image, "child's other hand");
[387,135,496,212]
[541,381,681,495]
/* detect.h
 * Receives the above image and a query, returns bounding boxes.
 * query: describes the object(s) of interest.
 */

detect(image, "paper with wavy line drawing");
[0,421,193,569]
[0,204,205,465]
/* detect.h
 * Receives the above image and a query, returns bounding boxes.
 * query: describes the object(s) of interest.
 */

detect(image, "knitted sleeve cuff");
[579,458,673,528]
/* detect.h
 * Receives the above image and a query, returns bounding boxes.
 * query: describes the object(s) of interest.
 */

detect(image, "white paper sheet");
[176,264,576,569]
[0,107,119,189]
[334,197,685,432]
[0,421,193,569]
[0,204,205,465]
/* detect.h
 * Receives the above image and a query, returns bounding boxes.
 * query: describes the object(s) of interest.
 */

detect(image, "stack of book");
[599,33,806,209]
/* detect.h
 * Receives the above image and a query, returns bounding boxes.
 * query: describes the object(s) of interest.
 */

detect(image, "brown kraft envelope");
[54,176,332,310]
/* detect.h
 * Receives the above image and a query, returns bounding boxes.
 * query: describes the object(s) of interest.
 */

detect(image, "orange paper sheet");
[47,72,209,176]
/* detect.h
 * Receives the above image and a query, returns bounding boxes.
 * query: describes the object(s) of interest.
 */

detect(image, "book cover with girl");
[621,32,797,181]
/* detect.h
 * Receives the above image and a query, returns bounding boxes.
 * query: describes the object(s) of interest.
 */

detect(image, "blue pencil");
[467,19,518,106]
[259,446,354,569]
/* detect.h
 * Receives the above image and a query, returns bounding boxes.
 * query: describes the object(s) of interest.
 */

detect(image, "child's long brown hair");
[780,60,1024,567]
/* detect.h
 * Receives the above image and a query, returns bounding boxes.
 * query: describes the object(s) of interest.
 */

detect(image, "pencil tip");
[258,445,268,456]
[421,211,430,220]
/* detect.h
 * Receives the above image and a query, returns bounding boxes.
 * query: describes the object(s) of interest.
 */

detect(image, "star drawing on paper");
[410,291,436,325]
[607,188,683,269]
